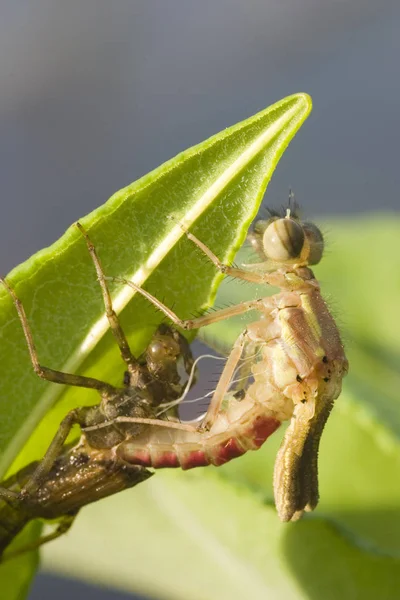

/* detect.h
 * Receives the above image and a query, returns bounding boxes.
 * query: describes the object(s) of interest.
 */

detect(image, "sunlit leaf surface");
[0,94,311,596]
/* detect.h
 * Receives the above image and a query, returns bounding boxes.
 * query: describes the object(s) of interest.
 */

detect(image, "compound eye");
[263,218,305,262]
[303,222,324,265]
[148,337,180,361]
[147,340,165,361]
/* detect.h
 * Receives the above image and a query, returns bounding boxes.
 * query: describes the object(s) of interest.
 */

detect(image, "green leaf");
[0,94,311,595]
[0,93,311,479]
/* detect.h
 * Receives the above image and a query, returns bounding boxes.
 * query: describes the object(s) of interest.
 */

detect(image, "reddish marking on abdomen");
[180,449,210,470]
[249,416,281,448]
[212,437,246,466]
[119,446,151,467]
[151,451,180,469]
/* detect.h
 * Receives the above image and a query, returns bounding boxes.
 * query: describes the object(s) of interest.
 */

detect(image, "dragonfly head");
[249,209,324,267]
[145,324,195,391]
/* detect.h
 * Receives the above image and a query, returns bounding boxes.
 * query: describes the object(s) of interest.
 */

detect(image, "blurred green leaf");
[43,467,400,600]
[0,94,311,595]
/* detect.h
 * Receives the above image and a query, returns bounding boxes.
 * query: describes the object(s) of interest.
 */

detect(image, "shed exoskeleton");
[0,224,196,560]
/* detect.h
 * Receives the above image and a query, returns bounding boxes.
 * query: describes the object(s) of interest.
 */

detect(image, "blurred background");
[0,1,399,598]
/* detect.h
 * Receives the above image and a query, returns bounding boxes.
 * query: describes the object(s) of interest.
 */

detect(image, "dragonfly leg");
[200,330,248,430]
[110,276,265,330]
[180,227,279,285]
[0,277,117,397]
[198,296,282,430]
[76,223,139,374]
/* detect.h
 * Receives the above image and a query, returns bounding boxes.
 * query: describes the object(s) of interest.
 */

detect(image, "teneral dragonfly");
[95,206,348,522]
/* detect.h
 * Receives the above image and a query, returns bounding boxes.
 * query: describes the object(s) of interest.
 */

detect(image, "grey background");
[0,1,398,598]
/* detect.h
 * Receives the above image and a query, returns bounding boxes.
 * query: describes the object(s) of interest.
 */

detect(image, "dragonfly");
[88,204,349,522]
[0,224,197,560]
